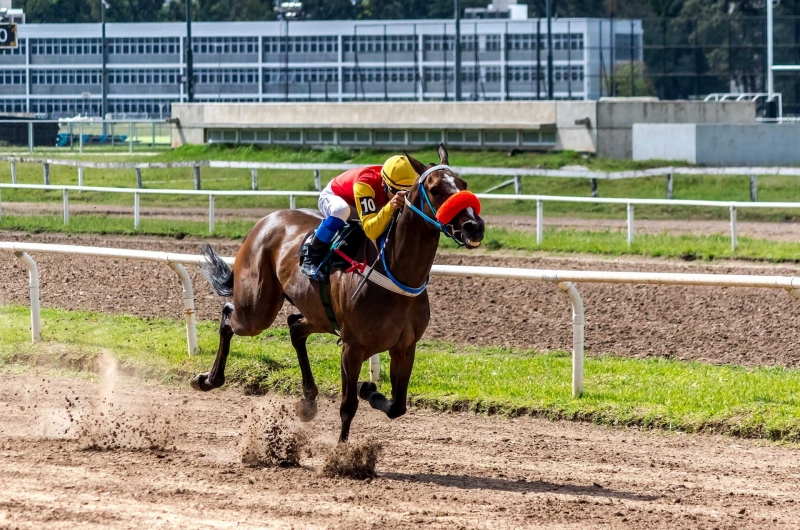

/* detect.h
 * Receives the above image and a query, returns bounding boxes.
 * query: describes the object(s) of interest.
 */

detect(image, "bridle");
[403,164,468,248]
[376,164,468,296]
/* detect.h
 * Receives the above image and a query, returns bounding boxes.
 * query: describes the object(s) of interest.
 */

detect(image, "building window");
[484,130,518,146]
[272,130,302,144]
[446,130,480,145]
[108,37,179,55]
[208,130,238,143]
[339,130,371,144]
[239,130,270,143]
[521,130,557,146]
[192,36,258,55]
[305,130,335,144]
[374,130,405,145]
[409,130,442,145]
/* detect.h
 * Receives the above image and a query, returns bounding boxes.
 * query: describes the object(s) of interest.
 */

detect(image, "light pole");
[186,0,194,102]
[101,0,109,131]
[546,0,553,99]
[274,2,303,101]
[454,0,462,101]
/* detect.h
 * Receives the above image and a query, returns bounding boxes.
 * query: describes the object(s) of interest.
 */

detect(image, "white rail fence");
[2,156,797,199]
[2,182,800,250]
[3,241,800,397]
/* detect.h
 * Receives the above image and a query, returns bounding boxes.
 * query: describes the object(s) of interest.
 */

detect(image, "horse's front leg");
[358,342,416,419]
[339,343,366,443]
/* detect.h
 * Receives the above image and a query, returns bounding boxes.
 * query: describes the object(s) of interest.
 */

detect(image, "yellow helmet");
[381,155,417,191]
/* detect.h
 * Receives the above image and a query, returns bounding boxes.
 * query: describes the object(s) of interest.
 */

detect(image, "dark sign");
[0,24,17,48]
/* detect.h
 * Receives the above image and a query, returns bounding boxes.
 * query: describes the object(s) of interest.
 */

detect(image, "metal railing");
[0,120,172,153]
[1,182,799,250]
[2,242,800,397]
[1,155,795,200]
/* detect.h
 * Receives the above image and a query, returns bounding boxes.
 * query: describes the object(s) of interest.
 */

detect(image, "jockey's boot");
[300,232,331,281]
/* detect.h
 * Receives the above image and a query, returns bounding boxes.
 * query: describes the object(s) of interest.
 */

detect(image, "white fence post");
[135,168,143,188]
[62,189,69,225]
[28,122,33,153]
[536,199,543,244]
[750,175,758,202]
[370,354,380,383]
[558,282,584,398]
[79,123,83,154]
[10,162,16,184]
[129,123,134,154]
[514,175,521,195]
[14,251,41,343]
[43,163,50,185]
[730,205,738,251]
[314,169,321,191]
[290,194,297,210]
[251,168,258,191]
[626,203,634,245]
[77,167,84,188]
[134,192,140,229]
[208,195,215,233]
[167,263,199,356]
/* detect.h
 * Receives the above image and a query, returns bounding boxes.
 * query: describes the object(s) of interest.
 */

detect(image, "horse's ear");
[404,151,427,176]
[438,143,449,166]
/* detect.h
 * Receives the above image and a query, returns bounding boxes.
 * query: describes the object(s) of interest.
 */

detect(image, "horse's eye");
[429,186,440,196]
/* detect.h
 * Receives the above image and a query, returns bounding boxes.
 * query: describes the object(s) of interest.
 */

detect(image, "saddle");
[301,222,369,281]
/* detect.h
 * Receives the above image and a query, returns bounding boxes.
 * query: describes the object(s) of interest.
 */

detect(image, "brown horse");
[191,145,485,442]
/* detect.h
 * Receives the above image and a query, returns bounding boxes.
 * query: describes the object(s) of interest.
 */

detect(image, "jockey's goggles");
[381,155,417,191]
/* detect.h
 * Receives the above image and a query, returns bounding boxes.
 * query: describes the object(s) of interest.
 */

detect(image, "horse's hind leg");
[288,312,321,422]
[191,302,234,392]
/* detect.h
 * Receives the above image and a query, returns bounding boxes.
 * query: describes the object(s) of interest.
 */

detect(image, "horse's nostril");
[463,220,479,235]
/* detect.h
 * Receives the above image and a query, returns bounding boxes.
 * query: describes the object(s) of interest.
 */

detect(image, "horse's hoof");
[358,381,377,400]
[295,399,318,422]
[190,372,216,392]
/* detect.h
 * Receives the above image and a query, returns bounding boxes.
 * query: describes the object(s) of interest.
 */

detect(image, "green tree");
[612,61,656,96]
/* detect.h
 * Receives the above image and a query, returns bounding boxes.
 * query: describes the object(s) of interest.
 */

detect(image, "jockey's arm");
[353,182,395,241]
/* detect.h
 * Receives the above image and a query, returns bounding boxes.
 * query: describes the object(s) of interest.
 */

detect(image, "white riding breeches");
[318,182,351,222]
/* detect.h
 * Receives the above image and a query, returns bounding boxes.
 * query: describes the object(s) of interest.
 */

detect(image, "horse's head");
[404,144,485,249]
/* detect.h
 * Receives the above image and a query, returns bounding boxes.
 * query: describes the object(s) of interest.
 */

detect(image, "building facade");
[0,19,642,119]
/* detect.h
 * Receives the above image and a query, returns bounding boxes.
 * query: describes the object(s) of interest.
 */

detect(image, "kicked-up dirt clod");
[321,440,382,479]
[239,401,309,467]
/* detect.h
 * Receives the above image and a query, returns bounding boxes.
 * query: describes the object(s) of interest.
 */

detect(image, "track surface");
[1,371,798,529]
[1,231,800,367]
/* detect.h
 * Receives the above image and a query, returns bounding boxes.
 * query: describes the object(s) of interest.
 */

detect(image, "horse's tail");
[201,244,234,297]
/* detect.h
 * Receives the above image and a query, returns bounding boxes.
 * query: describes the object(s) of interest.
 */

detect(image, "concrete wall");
[171,99,753,158]
[172,100,598,151]
[633,123,800,165]
[596,99,754,159]
[632,124,697,163]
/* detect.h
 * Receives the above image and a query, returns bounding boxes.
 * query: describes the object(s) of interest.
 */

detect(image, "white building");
[0,19,643,118]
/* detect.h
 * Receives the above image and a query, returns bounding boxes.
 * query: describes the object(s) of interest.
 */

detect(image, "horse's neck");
[382,204,439,288]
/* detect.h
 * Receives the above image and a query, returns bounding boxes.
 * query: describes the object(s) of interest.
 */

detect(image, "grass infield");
[1,304,799,442]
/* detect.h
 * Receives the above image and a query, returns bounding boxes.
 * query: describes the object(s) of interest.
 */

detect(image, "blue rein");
[378,164,464,296]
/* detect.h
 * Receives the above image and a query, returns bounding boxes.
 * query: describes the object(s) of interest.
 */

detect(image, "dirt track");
[1,371,798,529]
[1,231,800,367]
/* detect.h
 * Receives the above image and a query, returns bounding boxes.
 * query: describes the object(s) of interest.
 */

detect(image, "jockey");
[300,155,418,280]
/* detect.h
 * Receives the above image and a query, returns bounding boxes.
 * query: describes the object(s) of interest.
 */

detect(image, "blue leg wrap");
[315,216,345,244]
